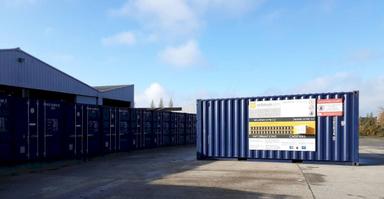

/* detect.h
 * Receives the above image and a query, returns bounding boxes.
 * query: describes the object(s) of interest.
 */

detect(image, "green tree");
[377,107,384,125]
[359,112,383,137]
[158,98,164,108]
[169,98,173,108]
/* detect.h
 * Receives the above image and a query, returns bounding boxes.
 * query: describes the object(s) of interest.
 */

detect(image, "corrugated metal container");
[63,104,101,158]
[185,114,196,145]
[162,112,171,146]
[196,91,359,164]
[14,98,39,161]
[41,100,64,159]
[63,103,83,158]
[83,105,101,156]
[153,111,163,147]
[176,113,186,145]
[14,98,64,161]
[102,107,131,153]
[118,108,131,151]
[0,95,13,162]
[169,113,178,145]
[143,110,154,148]
[130,109,140,150]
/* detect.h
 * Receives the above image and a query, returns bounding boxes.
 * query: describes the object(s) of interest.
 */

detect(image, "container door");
[103,108,117,153]
[111,108,117,152]
[131,109,141,150]
[153,112,162,147]
[118,109,130,151]
[85,106,100,156]
[0,96,12,162]
[143,110,153,148]
[162,112,170,146]
[41,101,62,159]
[70,104,84,157]
[27,99,40,160]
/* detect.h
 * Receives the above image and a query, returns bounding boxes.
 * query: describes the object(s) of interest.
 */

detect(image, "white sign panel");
[249,138,316,151]
[317,99,343,116]
[249,99,316,119]
[248,98,316,152]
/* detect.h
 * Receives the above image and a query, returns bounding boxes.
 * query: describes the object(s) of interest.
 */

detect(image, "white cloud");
[295,73,384,115]
[110,0,199,39]
[191,0,264,17]
[109,0,265,41]
[108,0,265,68]
[102,32,136,46]
[135,82,171,108]
[134,83,206,112]
[159,40,203,67]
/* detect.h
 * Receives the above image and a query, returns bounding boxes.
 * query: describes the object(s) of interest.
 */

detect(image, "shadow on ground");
[0,146,300,199]
[359,153,384,166]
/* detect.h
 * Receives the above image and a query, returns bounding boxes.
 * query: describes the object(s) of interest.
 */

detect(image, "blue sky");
[0,0,383,114]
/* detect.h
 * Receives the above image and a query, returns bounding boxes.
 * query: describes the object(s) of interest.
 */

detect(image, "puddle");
[303,173,326,185]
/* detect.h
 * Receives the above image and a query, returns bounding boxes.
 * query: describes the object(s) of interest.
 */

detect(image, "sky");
[0,0,383,114]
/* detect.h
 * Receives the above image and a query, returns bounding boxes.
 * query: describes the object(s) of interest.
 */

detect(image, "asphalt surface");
[0,137,383,199]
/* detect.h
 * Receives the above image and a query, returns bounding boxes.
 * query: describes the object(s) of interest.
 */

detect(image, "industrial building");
[0,48,134,107]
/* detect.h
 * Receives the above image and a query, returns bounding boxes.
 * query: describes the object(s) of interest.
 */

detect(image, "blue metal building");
[0,48,134,107]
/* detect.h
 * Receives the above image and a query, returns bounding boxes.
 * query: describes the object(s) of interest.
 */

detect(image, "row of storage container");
[0,95,196,163]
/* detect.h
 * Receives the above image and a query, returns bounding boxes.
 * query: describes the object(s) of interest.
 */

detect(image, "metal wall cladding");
[102,107,131,153]
[196,91,359,164]
[13,98,64,161]
[0,95,12,162]
[63,103,101,158]
[99,85,134,106]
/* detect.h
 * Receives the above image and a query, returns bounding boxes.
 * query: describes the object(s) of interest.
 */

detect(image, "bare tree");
[150,100,155,108]
[378,107,384,125]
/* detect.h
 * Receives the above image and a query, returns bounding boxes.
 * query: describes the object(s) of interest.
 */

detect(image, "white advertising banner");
[248,99,316,151]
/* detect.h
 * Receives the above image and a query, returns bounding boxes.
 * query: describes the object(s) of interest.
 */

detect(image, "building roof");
[0,48,99,96]
[0,48,134,104]
[94,85,132,92]
[94,84,134,103]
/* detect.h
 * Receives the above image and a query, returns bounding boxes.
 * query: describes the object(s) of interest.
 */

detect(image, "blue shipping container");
[63,104,101,158]
[153,111,163,147]
[196,91,359,165]
[162,112,171,146]
[40,100,63,159]
[102,107,131,153]
[118,108,131,152]
[13,98,63,161]
[0,95,13,162]
[130,109,143,150]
